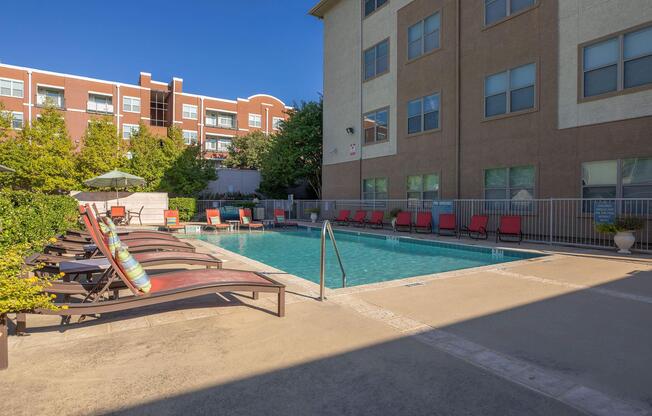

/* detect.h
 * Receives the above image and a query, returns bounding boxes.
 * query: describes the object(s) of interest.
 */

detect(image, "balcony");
[87,101,114,114]
[35,93,65,109]
[205,113,237,130]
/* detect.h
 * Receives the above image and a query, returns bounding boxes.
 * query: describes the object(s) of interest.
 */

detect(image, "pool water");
[191,227,542,288]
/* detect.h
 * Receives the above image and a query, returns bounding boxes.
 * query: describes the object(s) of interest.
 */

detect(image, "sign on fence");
[594,201,616,224]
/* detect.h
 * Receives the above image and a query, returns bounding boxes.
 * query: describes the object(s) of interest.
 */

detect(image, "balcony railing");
[205,116,237,130]
[35,94,65,109]
[87,101,114,114]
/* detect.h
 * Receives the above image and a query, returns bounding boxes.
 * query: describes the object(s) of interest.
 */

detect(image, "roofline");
[309,0,340,18]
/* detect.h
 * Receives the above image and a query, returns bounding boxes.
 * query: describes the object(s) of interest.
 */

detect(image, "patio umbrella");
[0,164,15,173]
[84,169,146,206]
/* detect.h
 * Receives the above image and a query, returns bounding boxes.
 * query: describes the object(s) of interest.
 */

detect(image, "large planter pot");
[614,231,636,254]
[391,217,397,230]
[310,213,318,223]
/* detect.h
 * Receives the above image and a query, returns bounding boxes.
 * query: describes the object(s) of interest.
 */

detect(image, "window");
[219,113,236,128]
[408,93,440,134]
[582,25,652,98]
[364,39,389,81]
[485,166,535,210]
[408,12,441,60]
[217,137,232,152]
[182,104,198,120]
[122,124,139,140]
[272,117,283,130]
[123,96,141,113]
[150,90,169,127]
[485,0,535,26]
[36,87,64,108]
[582,158,652,199]
[364,0,388,17]
[205,137,217,151]
[249,113,262,128]
[363,177,388,200]
[0,78,24,98]
[363,108,389,144]
[407,174,439,200]
[5,111,23,130]
[183,130,198,145]
[87,94,113,114]
[485,63,535,118]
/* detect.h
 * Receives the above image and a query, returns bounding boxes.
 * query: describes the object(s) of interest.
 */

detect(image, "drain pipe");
[455,0,461,199]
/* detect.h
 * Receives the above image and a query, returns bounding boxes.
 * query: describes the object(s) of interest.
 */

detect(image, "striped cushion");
[242,216,251,225]
[103,216,118,233]
[166,217,177,226]
[98,221,123,255]
[116,246,151,293]
[209,216,221,225]
[276,215,285,223]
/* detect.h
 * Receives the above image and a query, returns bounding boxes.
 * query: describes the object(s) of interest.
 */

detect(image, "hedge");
[169,197,197,222]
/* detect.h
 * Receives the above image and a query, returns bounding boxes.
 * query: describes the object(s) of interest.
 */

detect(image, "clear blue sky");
[0,0,323,105]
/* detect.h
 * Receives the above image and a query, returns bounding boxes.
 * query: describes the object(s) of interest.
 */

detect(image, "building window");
[485,63,535,118]
[183,130,198,145]
[582,25,652,98]
[363,108,389,144]
[582,158,652,198]
[0,78,24,98]
[364,0,388,17]
[205,137,217,151]
[485,165,535,210]
[87,94,113,114]
[364,39,389,81]
[36,87,64,109]
[182,104,198,120]
[122,124,139,140]
[408,12,441,60]
[219,113,236,129]
[485,0,535,26]
[363,177,388,200]
[407,174,439,200]
[217,137,232,152]
[408,93,440,134]
[249,113,262,128]
[5,111,23,130]
[150,90,169,127]
[123,96,141,113]
[272,117,283,130]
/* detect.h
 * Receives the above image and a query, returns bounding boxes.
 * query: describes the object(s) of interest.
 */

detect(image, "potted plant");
[596,217,645,254]
[306,207,320,223]
[389,208,402,230]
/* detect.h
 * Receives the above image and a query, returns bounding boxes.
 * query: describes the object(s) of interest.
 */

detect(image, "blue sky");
[0,0,323,105]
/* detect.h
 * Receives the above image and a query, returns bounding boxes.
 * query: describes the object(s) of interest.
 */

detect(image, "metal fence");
[195,198,652,252]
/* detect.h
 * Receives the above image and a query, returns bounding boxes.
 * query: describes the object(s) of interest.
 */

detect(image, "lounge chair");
[205,209,231,231]
[274,209,298,228]
[366,211,384,229]
[438,213,457,236]
[496,215,523,243]
[110,206,127,225]
[350,210,367,227]
[239,208,264,231]
[394,211,412,232]
[163,210,185,233]
[334,210,351,225]
[459,215,489,240]
[414,212,432,233]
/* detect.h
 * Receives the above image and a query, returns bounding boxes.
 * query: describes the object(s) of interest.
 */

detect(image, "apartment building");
[0,63,290,164]
[310,0,652,201]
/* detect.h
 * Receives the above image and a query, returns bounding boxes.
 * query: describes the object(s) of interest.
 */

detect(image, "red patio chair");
[163,210,185,232]
[394,211,412,232]
[206,209,230,231]
[334,210,351,225]
[438,213,457,236]
[496,215,522,243]
[240,208,264,231]
[459,215,488,240]
[274,208,298,228]
[110,206,127,225]
[366,211,384,228]
[351,210,367,227]
[414,212,433,233]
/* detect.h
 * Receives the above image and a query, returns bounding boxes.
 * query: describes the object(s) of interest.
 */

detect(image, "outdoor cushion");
[242,216,251,224]
[103,216,118,233]
[209,216,221,225]
[166,217,178,225]
[116,246,151,293]
[276,215,285,223]
[99,221,123,255]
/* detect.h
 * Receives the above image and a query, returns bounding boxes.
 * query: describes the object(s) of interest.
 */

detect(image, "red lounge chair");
[274,209,298,228]
[206,209,230,231]
[459,215,489,240]
[414,212,432,233]
[394,211,412,232]
[496,215,523,243]
[239,208,264,230]
[163,210,185,232]
[351,210,367,227]
[334,210,351,225]
[366,211,384,228]
[438,213,457,236]
[110,206,127,225]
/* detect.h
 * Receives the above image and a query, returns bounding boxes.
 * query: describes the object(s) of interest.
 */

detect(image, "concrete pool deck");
[1,227,651,415]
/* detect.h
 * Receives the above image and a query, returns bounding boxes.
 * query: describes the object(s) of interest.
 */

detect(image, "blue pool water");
[191,228,542,288]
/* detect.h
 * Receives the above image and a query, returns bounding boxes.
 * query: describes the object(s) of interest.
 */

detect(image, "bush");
[596,217,645,234]
[390,208,402,218]
[169,197,197,222]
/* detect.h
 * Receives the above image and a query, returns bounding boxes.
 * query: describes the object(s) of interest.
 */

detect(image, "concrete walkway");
[1,232,651,416]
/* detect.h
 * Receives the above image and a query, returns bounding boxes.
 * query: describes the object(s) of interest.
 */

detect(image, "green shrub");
[305,207,320,214]
[596,217,645,234]
[240,201,257,209]
[169,197,197,222]
[390,208,402,218]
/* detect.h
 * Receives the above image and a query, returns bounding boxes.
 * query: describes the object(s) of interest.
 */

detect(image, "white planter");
[310,213,318,223]
[391,217,397,230]
[614,231,636,254]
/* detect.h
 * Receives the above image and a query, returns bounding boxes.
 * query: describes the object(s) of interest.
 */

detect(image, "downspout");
[455,0,461,199]
[359,7,364,200]
[28,70,32,124]
[116,84,121,159]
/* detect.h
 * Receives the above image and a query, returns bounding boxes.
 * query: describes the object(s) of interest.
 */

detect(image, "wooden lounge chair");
[366,211,384,229]
[205,209,231,231]
[414,212,432,233]
[438,213,457,236]
[163,210,185,233]
[496,215,523,243]
[394,211,412,232]
[350,210,367,227]
[274,209,298,228]
[459,215,489,240]
[239,208,264,231]
[334,210,351,226]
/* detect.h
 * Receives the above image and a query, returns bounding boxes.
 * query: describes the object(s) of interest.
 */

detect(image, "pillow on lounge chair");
[103,216,118,233]
[209,216,221,225]
[166,217,177,226]
[276,215,285,223]
[242,216,251,225]
[116,246,151,293]
[99,222,123,255]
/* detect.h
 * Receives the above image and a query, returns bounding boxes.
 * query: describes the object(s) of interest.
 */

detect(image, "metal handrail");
[319,220,346,301]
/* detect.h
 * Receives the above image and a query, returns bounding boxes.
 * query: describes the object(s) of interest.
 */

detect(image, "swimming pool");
[191,228,542,288]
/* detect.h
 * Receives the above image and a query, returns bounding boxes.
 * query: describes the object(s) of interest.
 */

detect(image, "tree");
[0,102,12,139]
[0,105,79,192]
[76,117,126,183]
[259,100,323,198]
[160,145,217,197]
[223,131,270,170]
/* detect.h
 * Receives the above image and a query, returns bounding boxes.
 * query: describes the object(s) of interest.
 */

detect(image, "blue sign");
[432,200,454,232]
[594,201,616,224]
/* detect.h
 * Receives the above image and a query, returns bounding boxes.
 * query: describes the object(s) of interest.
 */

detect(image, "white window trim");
[123,96,141,113]
[182,104,198,120]
[7,111,24,130]
[248,113,262,128]
[183,130,198,145]
[0,77,25,98]
[272,117,283,130]
[122,124,139,140]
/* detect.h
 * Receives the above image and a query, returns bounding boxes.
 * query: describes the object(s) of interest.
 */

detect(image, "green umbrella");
[84,169,146,206]
[0,164,15,173]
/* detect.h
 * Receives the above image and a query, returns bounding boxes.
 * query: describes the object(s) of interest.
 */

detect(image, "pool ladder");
[319,220,346,301]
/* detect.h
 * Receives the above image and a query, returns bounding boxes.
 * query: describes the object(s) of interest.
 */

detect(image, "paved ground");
[1,228,651,416]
